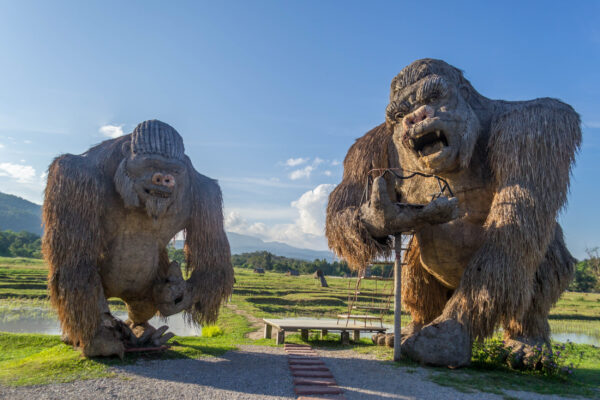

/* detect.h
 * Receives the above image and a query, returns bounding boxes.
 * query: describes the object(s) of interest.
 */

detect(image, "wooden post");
[301,329,309,341]
[341,331,350,345]
[264,323,272,339]
[393,234,402,362]
[276,329,285,345]
[320,329,328,339]
[353,330,360,342]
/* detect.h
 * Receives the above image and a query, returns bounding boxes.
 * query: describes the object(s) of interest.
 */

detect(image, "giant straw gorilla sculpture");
[43,120,234,358]
[326,59,581,367]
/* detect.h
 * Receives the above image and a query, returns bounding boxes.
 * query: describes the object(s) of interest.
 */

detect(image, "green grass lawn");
[0,259,599,398]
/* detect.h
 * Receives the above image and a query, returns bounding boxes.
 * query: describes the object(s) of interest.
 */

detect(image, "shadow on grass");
[549,314,600,321]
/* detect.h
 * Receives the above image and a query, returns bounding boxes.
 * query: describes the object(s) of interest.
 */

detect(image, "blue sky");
[0,1,598,258]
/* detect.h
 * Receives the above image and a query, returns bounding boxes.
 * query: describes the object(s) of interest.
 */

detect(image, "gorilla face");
[115,153,188,219]
[386,74,480,174]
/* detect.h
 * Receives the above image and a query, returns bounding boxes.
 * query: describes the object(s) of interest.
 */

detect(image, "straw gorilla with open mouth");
[43,120,234,358]
[326,59,581,367]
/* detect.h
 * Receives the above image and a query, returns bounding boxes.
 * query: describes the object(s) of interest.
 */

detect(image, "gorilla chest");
[99,205,186,300]
[100,231,165,299]
[399,178,494,289]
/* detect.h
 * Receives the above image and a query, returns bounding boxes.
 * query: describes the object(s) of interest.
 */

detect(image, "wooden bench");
[263,318,387,345]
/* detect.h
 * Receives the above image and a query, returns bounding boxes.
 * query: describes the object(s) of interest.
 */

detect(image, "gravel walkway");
[314,348,576,400]
[0,346,295,400]
[0,345,579,400]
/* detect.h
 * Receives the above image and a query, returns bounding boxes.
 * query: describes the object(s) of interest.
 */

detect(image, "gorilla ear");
[459,84,470,102]
[121,140,132,157]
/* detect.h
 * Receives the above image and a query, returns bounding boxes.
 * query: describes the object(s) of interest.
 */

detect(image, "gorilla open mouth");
[144,188,172,198]
[409,130,449,157]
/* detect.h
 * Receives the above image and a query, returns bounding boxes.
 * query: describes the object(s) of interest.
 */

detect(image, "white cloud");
[331,159,341,166]
[0,162,36,183]
[584,121,600,129]
[313,157,324,166]
[99,124,124,138]
[225,184,335,250]
[285,157,309,167]
[0,143,4,148]
[291,184,334,236]
[289,165,314,180]
[323,170,332,176]
[23,140,32,144]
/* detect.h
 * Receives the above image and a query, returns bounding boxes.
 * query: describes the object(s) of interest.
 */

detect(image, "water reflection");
[1,311,598,346]
[0,308,202,336]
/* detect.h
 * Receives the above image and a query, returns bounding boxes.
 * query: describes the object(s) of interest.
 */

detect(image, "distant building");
[253,268,265,274]
[286,270,299,276]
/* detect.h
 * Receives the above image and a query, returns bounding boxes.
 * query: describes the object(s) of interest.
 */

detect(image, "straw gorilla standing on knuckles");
[326,59,581,367]
[43,120,234,358]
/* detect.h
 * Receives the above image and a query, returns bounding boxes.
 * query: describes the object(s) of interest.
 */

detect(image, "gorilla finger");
[137,326,156,344]
[371,177,390,207]
[151,325,170,341]
[153,332,175,346]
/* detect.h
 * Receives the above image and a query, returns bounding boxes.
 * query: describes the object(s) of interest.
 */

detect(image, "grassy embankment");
[0,257,599,397]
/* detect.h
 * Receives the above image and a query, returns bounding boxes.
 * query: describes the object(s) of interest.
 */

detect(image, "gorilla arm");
[183,165,234,325]
[325,124,396,269]
[43,154,109,347]
[442,99,581,339]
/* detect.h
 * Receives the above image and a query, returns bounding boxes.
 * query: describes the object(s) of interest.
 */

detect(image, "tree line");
[230,251,352,276]
[0,230,42,258]
[4,231,600,292]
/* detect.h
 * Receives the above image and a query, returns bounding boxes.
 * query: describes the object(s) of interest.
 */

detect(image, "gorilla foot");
[504,337,551,370]
[126,320,175,347]
[401,318,471,367]
[81,313,133,358]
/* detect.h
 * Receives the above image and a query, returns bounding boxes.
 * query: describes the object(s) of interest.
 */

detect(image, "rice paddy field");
[0,256,599,398]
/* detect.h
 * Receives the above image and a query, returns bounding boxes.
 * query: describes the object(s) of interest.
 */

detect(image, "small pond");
[0,307,201,336]
[1,310,598,346]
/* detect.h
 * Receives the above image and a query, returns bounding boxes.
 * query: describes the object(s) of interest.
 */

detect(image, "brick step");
[288,355,319,359]
[289,359,326,366]
[292,370,334,378]
[290,365,329,372]
[297,396,346,400]
[293,377,337,386]
[295,385,343,395]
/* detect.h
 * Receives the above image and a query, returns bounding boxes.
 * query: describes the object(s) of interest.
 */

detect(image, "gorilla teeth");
[436,130,441,138]
[409,139,415,147]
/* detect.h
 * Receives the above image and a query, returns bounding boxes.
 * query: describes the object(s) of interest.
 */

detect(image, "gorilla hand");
[359,176,459,237]
[154,261,194,316]
[401,317,471,367]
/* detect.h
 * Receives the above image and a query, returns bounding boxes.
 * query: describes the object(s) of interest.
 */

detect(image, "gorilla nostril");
[152,173,163,185]
[163,175,176,188]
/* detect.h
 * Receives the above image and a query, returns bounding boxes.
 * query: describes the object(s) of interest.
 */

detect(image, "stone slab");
[295,385,343,395]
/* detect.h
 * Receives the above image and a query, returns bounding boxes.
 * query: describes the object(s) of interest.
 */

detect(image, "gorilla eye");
[386,100,411,123]
[429,90,441,101]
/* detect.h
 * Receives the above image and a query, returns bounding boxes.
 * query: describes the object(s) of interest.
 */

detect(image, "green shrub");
[201,325,224,337]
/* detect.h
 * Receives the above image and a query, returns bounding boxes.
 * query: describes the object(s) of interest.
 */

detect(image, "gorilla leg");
[402,241,451,330]
[502,225,575,366]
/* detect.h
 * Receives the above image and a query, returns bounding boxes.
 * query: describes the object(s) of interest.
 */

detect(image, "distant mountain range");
[0,192,43,236]
[173,232,335,262]
[0,191,335,262]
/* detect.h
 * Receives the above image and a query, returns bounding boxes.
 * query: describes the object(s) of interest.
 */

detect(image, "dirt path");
[225,303,264,340]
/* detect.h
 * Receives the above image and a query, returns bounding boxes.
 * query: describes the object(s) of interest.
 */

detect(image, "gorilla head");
[385,59,490,174]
